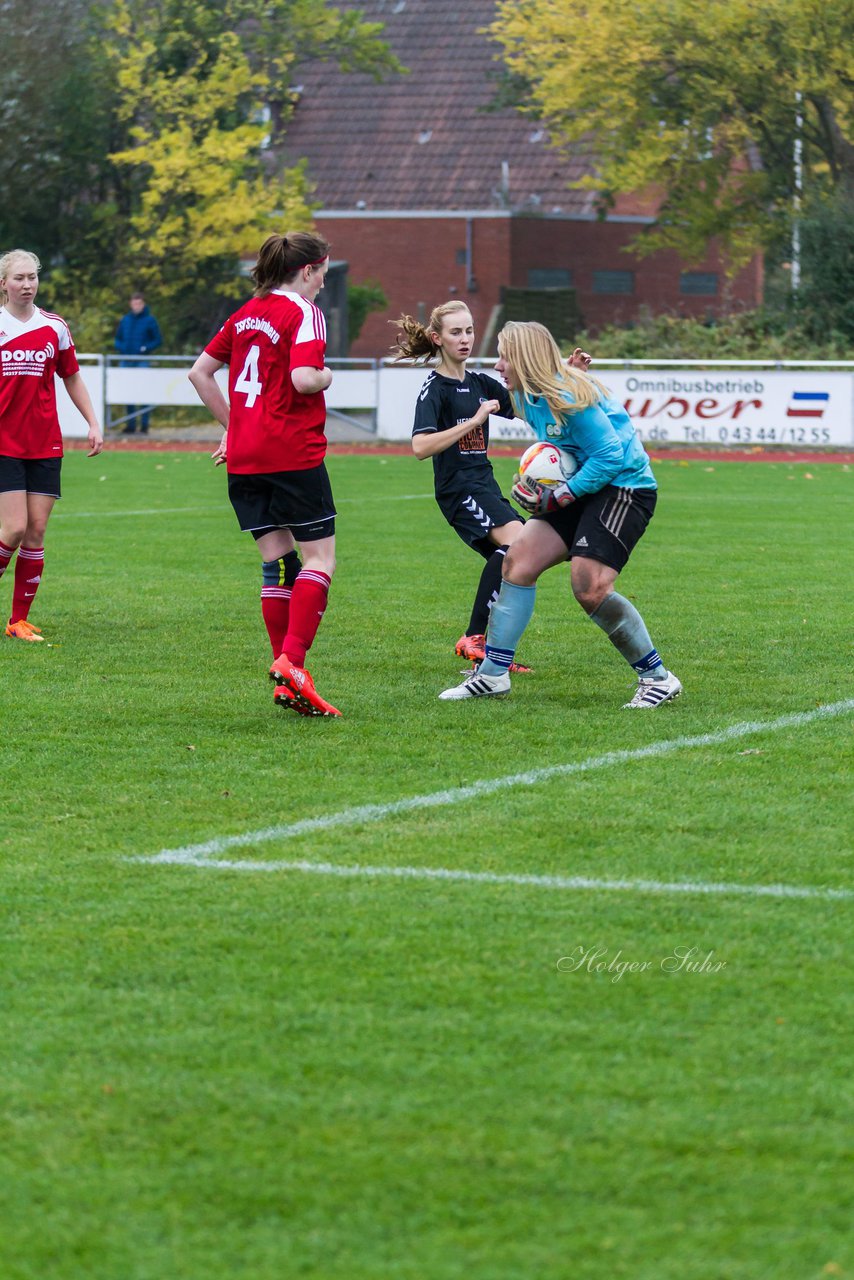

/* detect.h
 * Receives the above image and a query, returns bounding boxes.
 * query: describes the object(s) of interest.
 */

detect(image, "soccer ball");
[517,441,578,489]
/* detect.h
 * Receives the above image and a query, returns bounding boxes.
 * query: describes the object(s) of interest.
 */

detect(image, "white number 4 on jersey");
[235,344,263,407]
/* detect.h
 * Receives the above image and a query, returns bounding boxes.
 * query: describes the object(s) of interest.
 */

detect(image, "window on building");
[592,269,634,295]
[680,271,718,296]
[456,248,467,265]
[527,268,573,289]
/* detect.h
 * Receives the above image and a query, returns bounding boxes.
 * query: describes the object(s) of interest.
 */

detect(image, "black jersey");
[412,369,514,499]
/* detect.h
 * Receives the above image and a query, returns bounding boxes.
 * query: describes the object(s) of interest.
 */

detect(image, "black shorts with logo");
[438,478,522,559]
[227,462,336,542]
[540,485,657,573]
[0,456,62,499]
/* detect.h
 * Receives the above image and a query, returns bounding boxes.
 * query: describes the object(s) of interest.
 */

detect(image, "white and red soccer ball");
[517,441,578,489]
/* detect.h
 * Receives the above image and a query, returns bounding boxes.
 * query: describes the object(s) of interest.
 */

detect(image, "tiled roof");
[277,0,600,215]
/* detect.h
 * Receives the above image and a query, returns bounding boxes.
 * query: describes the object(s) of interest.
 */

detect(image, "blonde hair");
[390,301,472,363]
[0,249,40,305]
[497,321,610,420]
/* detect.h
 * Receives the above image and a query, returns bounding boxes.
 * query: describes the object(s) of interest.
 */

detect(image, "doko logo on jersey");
[1,340,56,375]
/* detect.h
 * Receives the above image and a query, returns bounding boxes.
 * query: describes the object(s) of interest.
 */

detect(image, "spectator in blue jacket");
[114,292,162,434]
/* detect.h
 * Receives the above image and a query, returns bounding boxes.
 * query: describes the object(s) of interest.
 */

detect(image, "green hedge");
[573,310,853,361]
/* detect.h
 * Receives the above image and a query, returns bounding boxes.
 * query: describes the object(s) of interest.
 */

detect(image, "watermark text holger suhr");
[558,945,727,983]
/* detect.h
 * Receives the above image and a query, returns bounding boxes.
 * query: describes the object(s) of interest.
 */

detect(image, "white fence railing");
[59,355,854,448]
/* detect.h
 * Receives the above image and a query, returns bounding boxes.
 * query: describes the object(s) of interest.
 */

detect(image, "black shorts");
[0,456,62,499]
[540,485,657,573]
[438,479,522,558]
[227,463,336,542]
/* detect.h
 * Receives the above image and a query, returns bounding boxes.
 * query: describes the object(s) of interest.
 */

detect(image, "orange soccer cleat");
[270,654,342,717]
[5,619,45,643]
[455,632,486,663]
[508,657,534,675]
[454,632,533,674]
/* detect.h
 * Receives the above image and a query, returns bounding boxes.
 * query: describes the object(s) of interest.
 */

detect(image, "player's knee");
[572,584,599,614]
[494,520,524,546]
[1,524,26,548]
[502,543,537,586]
[502,543,522,579]
[302,551,336,578]
[571,573,609,614]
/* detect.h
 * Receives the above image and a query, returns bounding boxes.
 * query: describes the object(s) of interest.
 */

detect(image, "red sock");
[10,545,44,623]
[280,569,330,667]
[0,540,14,582]
[261,585,292,657]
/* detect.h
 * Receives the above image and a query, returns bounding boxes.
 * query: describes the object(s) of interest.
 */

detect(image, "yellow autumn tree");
[104,0,398,340]
[109,22,309,283]
[491,0,854,268]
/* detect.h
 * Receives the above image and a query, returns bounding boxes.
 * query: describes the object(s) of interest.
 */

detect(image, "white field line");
[132,699,854,900]
[53,495,432,520]
[128,857,854,901]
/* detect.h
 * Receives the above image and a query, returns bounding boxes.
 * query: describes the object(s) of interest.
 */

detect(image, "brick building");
[278,0,763,358]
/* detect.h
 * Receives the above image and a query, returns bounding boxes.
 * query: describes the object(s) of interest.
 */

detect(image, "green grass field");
[2,447,853,1280]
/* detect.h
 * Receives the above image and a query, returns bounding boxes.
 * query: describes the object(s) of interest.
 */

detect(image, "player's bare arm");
[291,365,333,395]
[189,354,230,465]
[411,398,501,460]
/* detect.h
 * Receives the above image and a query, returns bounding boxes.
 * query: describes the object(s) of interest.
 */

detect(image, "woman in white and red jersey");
[189,231,341,717]
[0,249,103,642]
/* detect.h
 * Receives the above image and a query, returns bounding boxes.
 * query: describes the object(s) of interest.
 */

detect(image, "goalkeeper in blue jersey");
[439,320,681,709]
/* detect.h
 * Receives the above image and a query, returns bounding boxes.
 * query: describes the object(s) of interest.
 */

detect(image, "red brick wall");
[510,218,762,332]
[319,213,763,358]
[319,215,512,359]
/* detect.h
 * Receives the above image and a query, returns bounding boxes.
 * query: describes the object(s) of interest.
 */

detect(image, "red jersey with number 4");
[205,289,328,474]
[0,305,79,459]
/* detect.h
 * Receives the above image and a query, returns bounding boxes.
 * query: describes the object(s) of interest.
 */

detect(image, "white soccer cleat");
[623,670,683,709]
[439,669,511,700]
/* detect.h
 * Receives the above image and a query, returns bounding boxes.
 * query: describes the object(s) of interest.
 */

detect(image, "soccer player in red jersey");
[0,249,103,642]
[189,232,341,717]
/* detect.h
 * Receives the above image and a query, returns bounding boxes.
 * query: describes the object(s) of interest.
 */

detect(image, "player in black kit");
[392,301,533,672]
